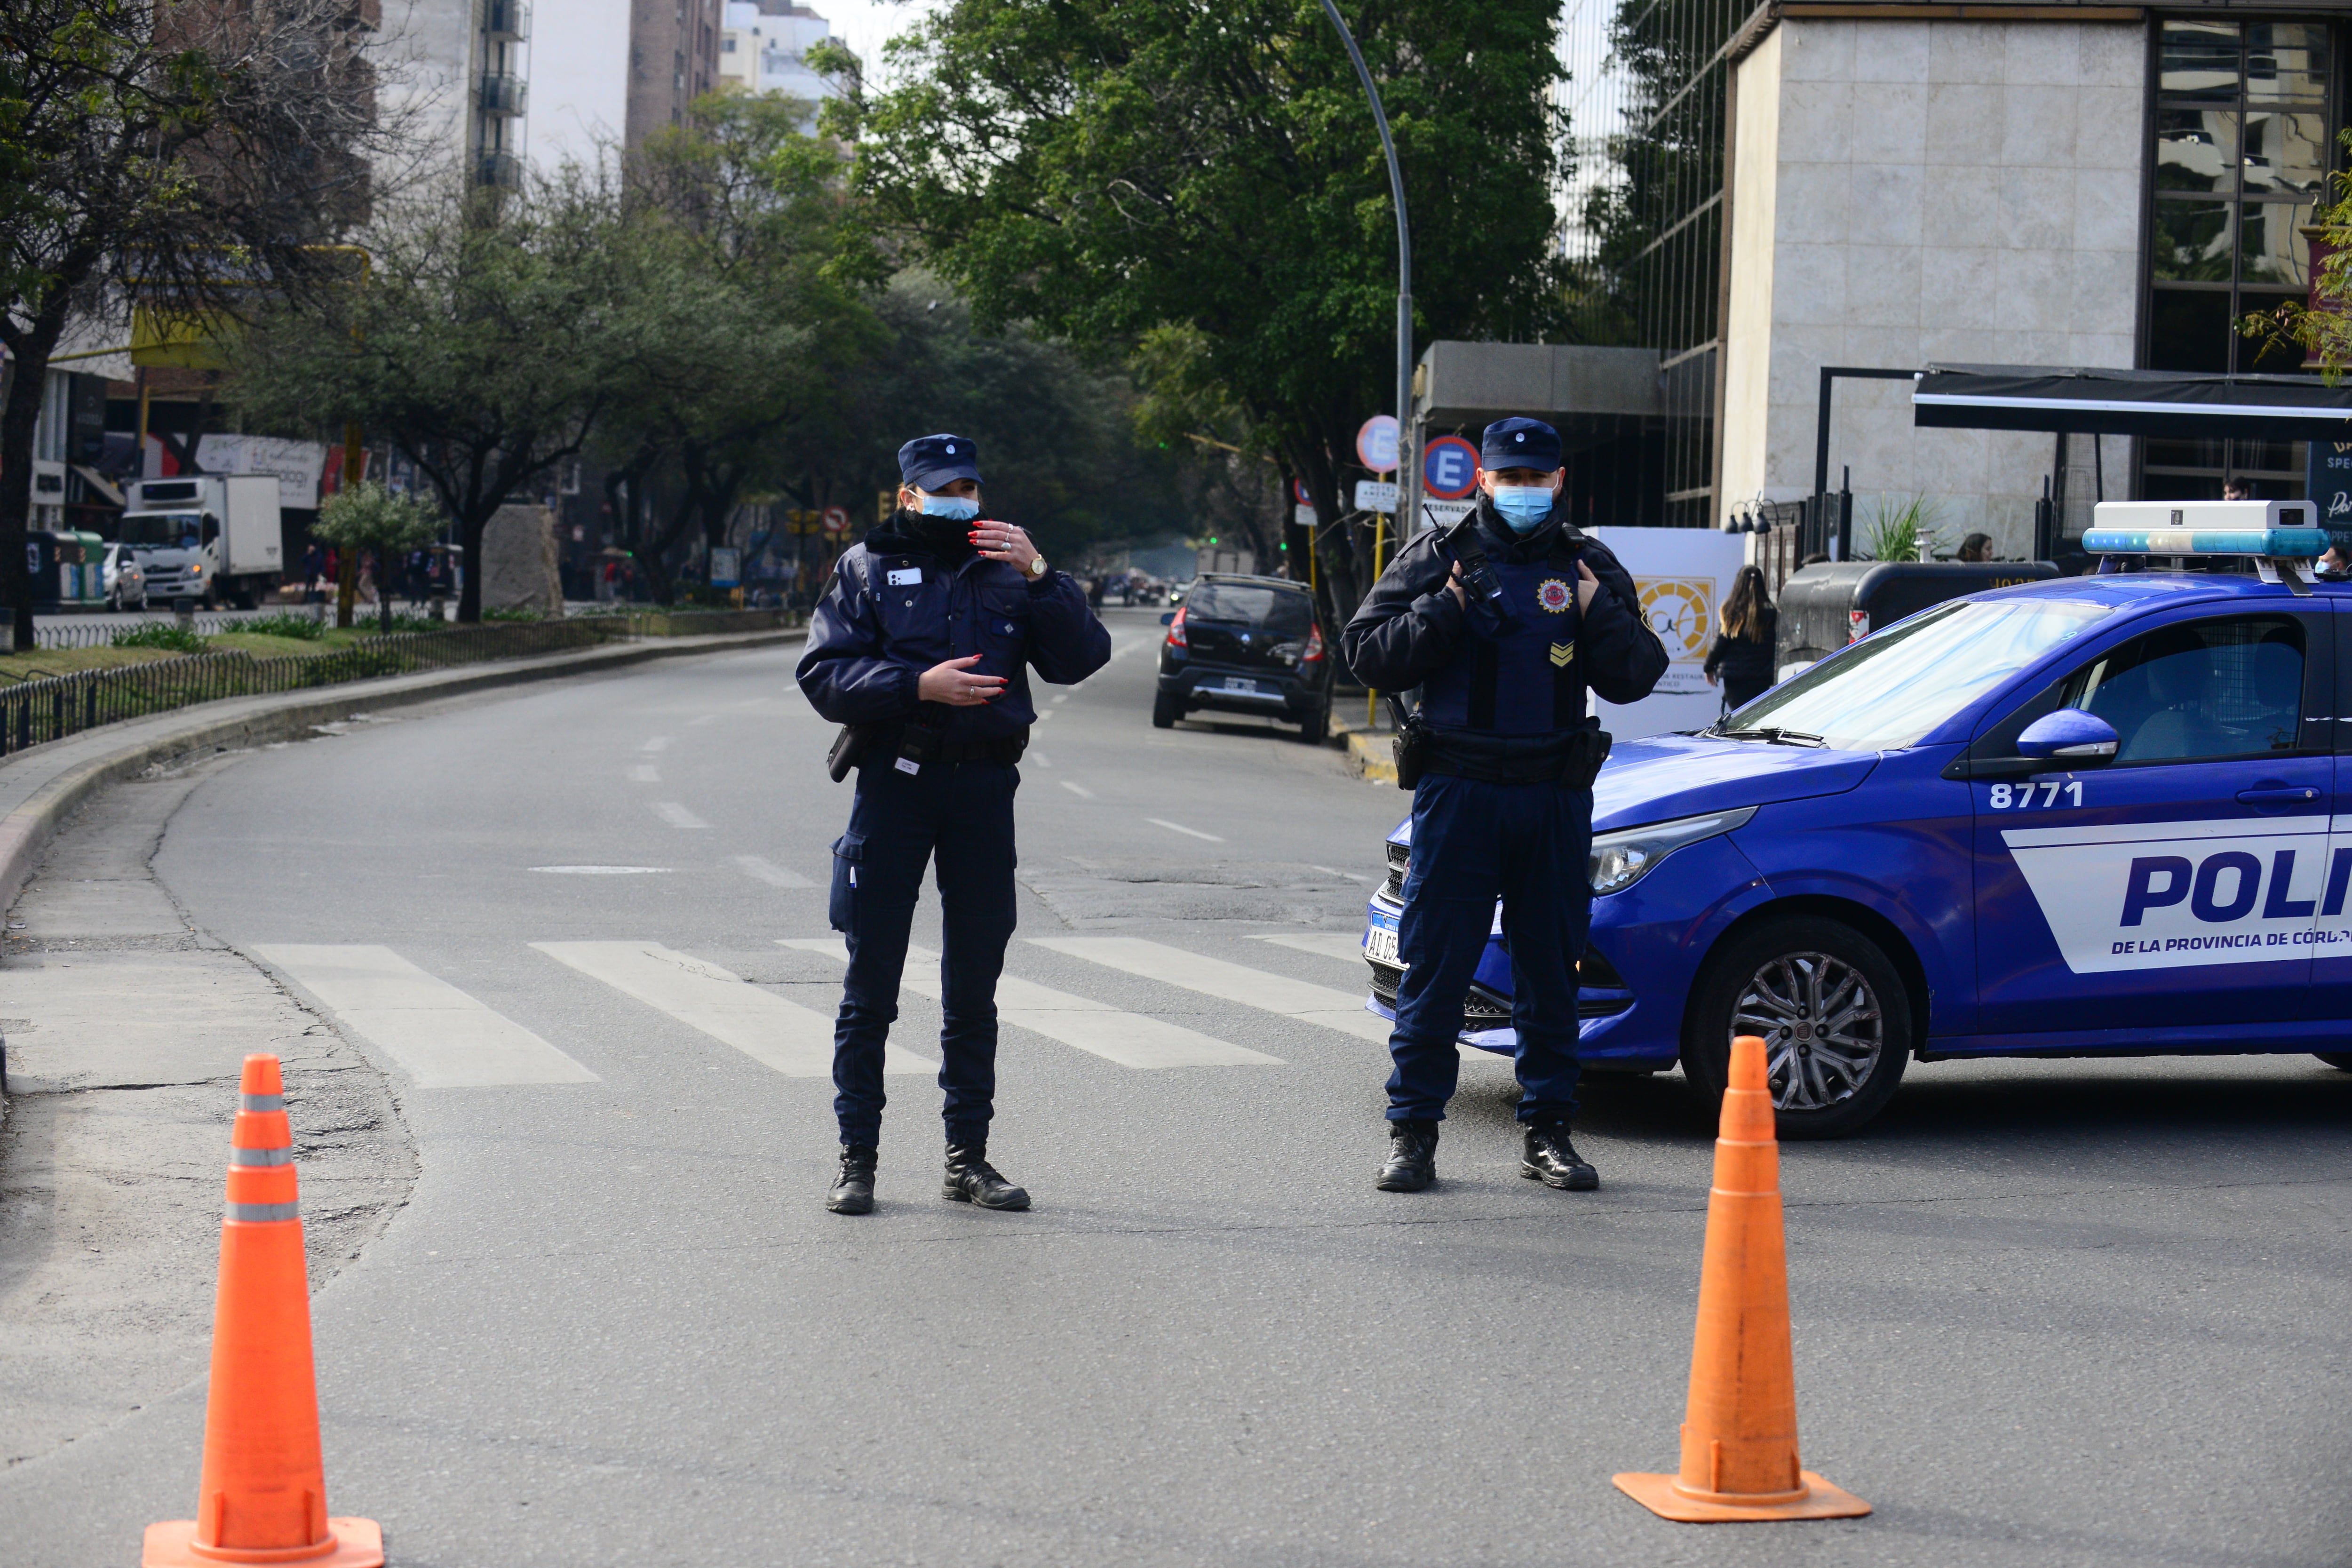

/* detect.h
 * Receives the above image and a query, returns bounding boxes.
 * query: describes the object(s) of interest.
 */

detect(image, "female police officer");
[1341,417,1667,1194]
[796,434,1109,1215]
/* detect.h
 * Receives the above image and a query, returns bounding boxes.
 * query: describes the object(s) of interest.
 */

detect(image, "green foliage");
[2242,128,2352,376]
[836,0,1572,608]
[480,606,542,622]
[110,621,206,653]
[236,611,327,641]
[1858,495,1945,563]
[311,482,444,556]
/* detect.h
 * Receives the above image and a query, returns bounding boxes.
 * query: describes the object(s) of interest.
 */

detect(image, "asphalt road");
[5,605,2348,1567]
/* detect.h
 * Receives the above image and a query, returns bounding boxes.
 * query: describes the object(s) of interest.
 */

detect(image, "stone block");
[1774,159,1851,241]
[1998,165,2074,251]
[1851,81,1929,162]
[2005,23,2079,86]
[1998,248,2071,333]
[1854,21,1931,84]
[1925,83,2004,167]
[1928,22,2005,87]
[1773,242,1850,327]
[1780,17,1855,83]
[1780,80,1855,163]
[1922,247,2000,331]
[1851,162,1925,247]
[481,502,563,614]
[1936,164,2003,238]
[2001,84,2079,169]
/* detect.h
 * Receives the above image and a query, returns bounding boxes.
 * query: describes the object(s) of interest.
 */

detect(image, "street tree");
[229,174,641,622]
[0,0,394,648]
[821,0,1570,622]
[310,481,442,632]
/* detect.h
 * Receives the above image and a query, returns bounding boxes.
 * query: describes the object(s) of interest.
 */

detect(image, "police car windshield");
[1186,583,1314,635]
[1724,597,2114,751]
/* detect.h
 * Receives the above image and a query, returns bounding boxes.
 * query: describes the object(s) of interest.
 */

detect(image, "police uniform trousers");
[1387,772,1592,1123]
[827,758,1019,1147]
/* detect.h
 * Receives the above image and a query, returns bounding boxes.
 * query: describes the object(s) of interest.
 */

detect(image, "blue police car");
[1360,505,2352,1137]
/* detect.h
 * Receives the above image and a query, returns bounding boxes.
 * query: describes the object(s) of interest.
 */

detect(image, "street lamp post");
[1316,0,1415,535]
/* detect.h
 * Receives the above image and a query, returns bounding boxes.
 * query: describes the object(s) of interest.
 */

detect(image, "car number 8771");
[1988,781,2082,810]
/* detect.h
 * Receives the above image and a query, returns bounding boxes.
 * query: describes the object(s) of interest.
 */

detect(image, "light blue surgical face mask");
[1490,484,1554,533]
[918,493,979,521]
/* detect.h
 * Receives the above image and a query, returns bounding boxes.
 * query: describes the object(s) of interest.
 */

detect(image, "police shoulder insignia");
[1549,641,1575,667]
[1536,578,1573,613]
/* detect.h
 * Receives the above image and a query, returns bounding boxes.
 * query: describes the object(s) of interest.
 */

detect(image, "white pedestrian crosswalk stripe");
[1248,931,1373,964]
[1028,936,1390,1043]
[732,854,815,889]
[254,944,599,1089]
[779,938,1282,1070]
[533,940,931,1077]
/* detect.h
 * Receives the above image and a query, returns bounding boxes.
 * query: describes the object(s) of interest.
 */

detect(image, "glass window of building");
[2146,19,2340,500]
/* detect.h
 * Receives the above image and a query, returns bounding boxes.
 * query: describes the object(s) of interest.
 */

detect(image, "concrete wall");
[375,0,476,178]
[1717,18,2145,557]
[532,0,632,175]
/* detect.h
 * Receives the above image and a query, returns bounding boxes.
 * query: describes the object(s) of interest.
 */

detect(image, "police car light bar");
[2084,500,2326,594]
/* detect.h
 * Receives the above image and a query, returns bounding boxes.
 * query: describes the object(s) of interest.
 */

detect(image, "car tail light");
[1848,609,1869,643]
[1166,606,1187,649]
[1302,623,1325,664]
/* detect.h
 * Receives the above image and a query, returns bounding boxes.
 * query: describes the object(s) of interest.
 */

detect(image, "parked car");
[103,540,146,611]
[1776,559,2058,680]
[1153,573,1331,741]
[1360,506,2352,1138]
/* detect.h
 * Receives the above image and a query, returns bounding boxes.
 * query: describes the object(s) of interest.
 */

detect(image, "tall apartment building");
[719,1,837,118]
[378,0,532,187]
[1552,0,2352,556]
[630,0,724,143]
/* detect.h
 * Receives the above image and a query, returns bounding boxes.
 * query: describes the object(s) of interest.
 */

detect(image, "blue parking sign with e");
[1422,435,1480,500]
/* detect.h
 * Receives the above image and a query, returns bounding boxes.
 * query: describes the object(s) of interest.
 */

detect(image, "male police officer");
[796,434,1110,1215]
[1341,417,1667,1193]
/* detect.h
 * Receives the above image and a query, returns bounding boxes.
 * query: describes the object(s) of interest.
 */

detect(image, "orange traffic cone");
[1613,1034,1869,1523]
[143,1055,382,1566]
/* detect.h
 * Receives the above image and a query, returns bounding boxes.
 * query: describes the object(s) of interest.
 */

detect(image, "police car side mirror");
[2015,708,2119,765]
[1160,612,1175,625]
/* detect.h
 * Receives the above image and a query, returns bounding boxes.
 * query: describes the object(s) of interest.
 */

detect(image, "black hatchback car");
[1152,574,1331,741]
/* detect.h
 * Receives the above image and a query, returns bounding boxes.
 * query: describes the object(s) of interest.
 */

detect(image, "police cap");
[1481,417,1562,474]
[898,433,984,491]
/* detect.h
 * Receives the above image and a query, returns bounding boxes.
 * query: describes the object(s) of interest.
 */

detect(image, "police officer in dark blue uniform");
[796,434,1110,1215]
[1341,417,1667,1193]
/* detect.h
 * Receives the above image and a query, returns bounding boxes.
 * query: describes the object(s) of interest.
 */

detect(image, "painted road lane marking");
[253,945,599,1089]
[640,737,670,752]
[628,764,660,783]
[1060,780,1097,799]
[732,854,816,889]
[533,941,931,1077]
[651,802,710,830]
[779,938,1282,1069]
[1147,818,1224,843]
[1027,937,1389,1043]
[1248,931,1375,964]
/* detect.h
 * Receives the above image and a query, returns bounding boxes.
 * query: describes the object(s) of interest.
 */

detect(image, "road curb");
[0,628,804,917]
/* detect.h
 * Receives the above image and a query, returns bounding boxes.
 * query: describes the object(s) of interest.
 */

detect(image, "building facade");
[377,0,532,188]
[718,1,836,114]
[1558,2,2352,556]
[629,0,724,143]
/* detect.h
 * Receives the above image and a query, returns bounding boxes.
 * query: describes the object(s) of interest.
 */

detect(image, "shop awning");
[1913,363,2352,440]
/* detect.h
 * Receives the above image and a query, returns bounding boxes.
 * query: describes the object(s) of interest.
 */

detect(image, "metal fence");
[0,618,627,758]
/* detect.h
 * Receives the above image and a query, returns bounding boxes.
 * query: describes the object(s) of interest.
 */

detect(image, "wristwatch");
[1027,554,1049,579]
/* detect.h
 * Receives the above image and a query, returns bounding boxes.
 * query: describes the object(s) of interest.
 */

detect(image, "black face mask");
[910,509,976,563]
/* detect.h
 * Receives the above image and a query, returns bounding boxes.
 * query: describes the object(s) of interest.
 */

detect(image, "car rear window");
[1187,584,1313,634]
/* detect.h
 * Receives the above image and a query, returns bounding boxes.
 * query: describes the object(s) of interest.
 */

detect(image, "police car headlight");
[1589,807,1756,895]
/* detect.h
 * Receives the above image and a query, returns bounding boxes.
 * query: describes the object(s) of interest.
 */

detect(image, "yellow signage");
[1636,577,1715,661]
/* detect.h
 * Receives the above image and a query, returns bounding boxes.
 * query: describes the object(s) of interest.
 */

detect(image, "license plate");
[1363,921,1401,966]
[1222,676,1258,693]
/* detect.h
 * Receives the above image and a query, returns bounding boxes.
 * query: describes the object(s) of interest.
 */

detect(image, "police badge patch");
[1537,577,1573,613]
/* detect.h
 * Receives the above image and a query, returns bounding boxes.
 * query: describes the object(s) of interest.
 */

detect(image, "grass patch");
[0,645,185,683]
[237,611,327,641]
[111,622,207,654]
[203,631,347,658]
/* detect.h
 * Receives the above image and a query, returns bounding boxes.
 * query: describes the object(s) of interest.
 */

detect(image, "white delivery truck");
[119,475,285,608]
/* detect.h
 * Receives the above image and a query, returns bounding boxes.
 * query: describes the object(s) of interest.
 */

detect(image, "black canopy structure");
[1912,363,2352,441]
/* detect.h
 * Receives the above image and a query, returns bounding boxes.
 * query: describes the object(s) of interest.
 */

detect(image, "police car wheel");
[1683,915,1910,1140]
[2316,1053,2352,1071]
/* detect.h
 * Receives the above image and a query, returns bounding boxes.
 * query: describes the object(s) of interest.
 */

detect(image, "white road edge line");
[253,944,600,1089]
[1147,817,1223,842]
[779,938,1281,1069]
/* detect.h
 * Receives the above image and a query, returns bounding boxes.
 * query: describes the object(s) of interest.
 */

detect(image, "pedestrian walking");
[1341,417,1668,1194]
[1956,532,1993,563]
[796,433,1110,1216]
[1703,564,1777,712]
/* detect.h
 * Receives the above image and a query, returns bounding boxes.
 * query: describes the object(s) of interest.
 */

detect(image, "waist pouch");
[829,720,1029,780]
[1422,717,1611,789]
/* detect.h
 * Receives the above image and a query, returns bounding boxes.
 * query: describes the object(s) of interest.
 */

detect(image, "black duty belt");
[1397,719,1609,789]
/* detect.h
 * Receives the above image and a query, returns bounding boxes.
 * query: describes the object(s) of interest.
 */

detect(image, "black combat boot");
[942,1144,1030,1210]
[1376,1119,1439,1192]
[1520,1120,1599,1191]
[826,1145,878,1214]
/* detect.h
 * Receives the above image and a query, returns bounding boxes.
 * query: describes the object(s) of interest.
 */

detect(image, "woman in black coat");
[1704,565,1777,713]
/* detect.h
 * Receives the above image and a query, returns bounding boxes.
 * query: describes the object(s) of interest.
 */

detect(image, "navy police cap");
[898,433,984,491]
[1481,417,1562,473]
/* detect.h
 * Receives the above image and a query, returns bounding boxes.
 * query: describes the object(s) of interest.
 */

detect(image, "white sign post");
[1585,527,1750,741]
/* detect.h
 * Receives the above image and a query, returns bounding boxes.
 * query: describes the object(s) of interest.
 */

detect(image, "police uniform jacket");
[1340,500,1668,736]
[797,510,1111,744]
